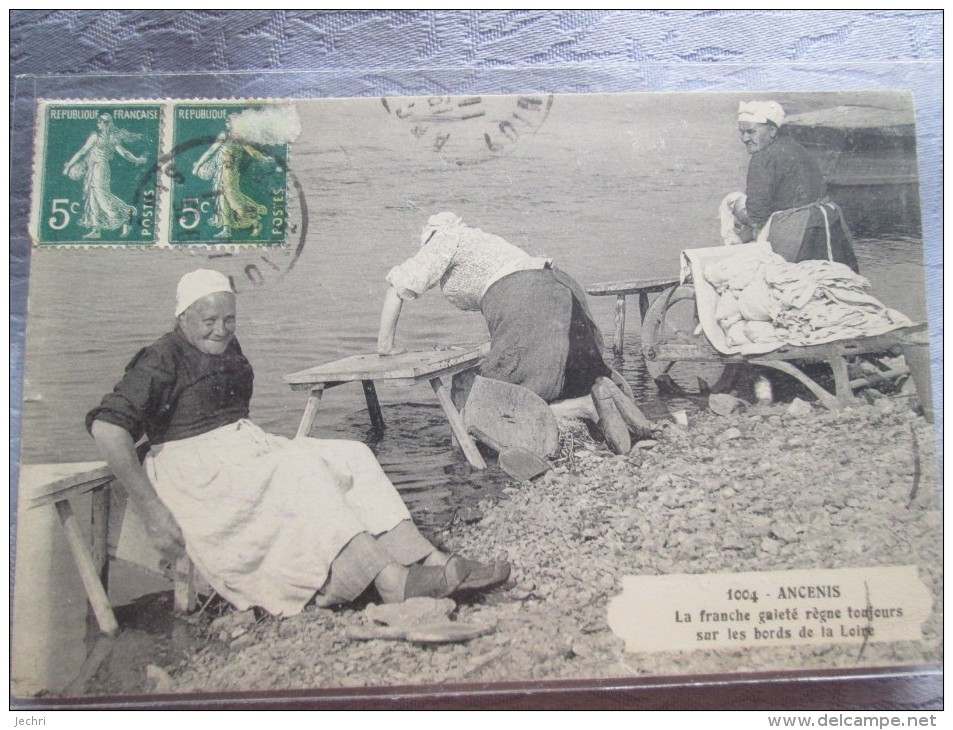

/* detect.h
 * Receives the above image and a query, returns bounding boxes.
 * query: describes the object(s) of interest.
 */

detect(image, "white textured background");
[9,10,943,710]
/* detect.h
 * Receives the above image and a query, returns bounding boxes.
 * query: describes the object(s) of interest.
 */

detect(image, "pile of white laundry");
[686,244,913,355]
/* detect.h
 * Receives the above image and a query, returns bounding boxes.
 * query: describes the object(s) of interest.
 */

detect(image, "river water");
[13,92,929,694]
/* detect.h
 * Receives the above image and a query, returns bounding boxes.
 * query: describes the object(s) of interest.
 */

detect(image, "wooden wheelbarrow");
[639,281,932,419]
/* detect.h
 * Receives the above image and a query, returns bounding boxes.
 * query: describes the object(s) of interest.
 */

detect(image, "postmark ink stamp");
[29,99,309,292]
[169,103,301,245]
[381,94,554,166]
[31,102,162,245]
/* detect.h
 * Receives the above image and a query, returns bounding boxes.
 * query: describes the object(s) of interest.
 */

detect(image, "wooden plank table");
[586,276,680,355]
[20,462,120,636]
[284,344,491,469]
[19,462,196,636]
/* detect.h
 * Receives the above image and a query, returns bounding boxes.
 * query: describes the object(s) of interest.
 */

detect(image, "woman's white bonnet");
[737,101,785,127]
[175,269,234,316]
[420,212,462,246]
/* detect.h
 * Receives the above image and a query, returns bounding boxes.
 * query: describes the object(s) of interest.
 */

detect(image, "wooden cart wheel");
[640,284,741,395]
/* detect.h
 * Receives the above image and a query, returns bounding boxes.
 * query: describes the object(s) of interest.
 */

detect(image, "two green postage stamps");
[30,101,301,246]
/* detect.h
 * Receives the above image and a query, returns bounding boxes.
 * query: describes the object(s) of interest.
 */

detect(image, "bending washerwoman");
[378,213,652,455]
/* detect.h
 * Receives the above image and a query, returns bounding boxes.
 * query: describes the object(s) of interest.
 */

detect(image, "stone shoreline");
[155,395,941,696]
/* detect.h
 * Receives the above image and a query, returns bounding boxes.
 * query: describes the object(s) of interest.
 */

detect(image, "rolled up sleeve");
[385,234,457,300]
[85,346,175,442]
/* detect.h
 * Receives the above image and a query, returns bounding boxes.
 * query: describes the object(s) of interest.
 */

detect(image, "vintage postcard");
[12,90,940,703]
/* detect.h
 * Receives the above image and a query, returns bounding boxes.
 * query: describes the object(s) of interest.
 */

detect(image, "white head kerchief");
[175,269,234,316]
[737,101,785,127]
[420,212,463,247]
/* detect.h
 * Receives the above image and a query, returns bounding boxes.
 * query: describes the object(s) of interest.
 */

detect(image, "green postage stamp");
[31,103,162,245]
[170,103,298,244]
[30,101,300,247]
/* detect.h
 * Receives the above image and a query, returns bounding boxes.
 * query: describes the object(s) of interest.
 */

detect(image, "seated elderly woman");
[730,100,859,272]
[87,269,508,618]
[377,213,651,455]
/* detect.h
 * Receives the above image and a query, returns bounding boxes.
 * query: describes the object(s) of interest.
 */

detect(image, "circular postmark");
[381,94,554,166]
[135,135,309,295]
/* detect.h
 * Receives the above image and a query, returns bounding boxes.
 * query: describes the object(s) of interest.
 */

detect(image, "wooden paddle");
[462,376,560,458]
[468,425,551,481]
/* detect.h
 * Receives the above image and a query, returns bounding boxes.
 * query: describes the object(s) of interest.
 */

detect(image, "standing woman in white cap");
[731,100,859,271]
[378,213,653,455]
[87,269,509,617]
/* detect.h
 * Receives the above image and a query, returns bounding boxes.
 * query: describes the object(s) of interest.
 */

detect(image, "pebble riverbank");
[127,392,941,697]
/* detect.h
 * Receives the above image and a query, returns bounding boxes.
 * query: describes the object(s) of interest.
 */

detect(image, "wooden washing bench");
[18,463,196,637]
[585,276,681,355]
[284,344,491,469]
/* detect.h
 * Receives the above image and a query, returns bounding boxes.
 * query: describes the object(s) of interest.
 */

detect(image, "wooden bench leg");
[90,483,110,587]
[430,375,487,470]
[613,294,627,355]
[295,385,325,438]
[55,499,119,637]
[829,356,857,405]
[448,370,477,452]
[362,380,386,433]
[61,634,116,697]
[173,553,196,614]
[638,291,650,324]
[902,340,935,423]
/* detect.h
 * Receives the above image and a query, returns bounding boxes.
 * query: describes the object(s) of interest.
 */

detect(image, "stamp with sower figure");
[169,103,301,246]
[31,102,162,245]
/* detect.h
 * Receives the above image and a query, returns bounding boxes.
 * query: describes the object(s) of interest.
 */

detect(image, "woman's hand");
[731,198,754,228]
[140,497,185,558]
[730,197,745,219]
[377,343,407,357]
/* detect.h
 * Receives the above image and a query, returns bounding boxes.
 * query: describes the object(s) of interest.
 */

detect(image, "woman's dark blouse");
[745,135,826,227]
[86,329,254,445]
